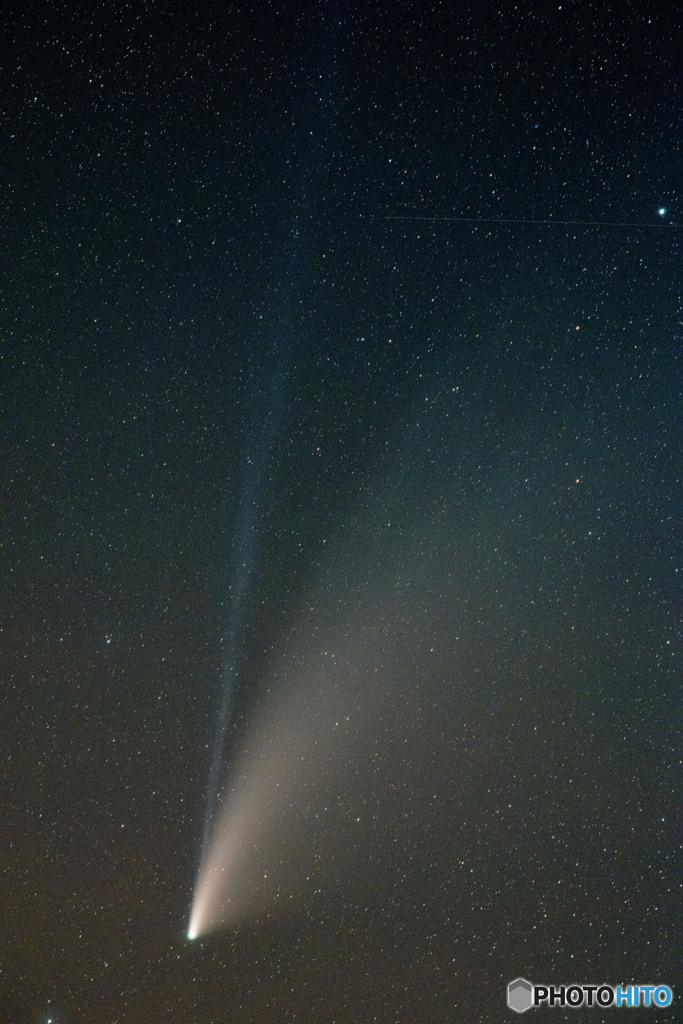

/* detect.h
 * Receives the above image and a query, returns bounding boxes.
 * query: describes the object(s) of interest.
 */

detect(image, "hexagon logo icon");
[507,977,534,1013]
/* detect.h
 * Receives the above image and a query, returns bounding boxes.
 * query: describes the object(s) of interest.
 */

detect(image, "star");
[658,207,667,216]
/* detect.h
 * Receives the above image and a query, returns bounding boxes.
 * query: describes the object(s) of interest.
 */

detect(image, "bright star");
[658,207,666,216]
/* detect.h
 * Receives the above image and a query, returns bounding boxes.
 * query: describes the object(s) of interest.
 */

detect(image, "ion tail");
[196,347,288,878]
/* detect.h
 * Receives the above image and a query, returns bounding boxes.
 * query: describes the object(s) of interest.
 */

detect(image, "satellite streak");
[385,215,675,228]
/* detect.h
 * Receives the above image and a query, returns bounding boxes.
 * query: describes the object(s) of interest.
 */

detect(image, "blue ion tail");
[192,354,289,937]
[197,662,239,869]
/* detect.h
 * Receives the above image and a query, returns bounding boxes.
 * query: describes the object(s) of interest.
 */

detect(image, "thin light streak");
[385,215,677,228]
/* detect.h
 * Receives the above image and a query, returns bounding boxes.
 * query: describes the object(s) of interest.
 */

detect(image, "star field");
[3,2,679,1022]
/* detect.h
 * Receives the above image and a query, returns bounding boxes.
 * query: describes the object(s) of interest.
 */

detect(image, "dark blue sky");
[4,2,679,1021]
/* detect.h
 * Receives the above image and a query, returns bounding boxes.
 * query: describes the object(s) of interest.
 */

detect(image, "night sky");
[3,2,680,1022]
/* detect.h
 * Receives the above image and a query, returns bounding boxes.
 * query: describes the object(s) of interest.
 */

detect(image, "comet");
[187,647,367,938]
